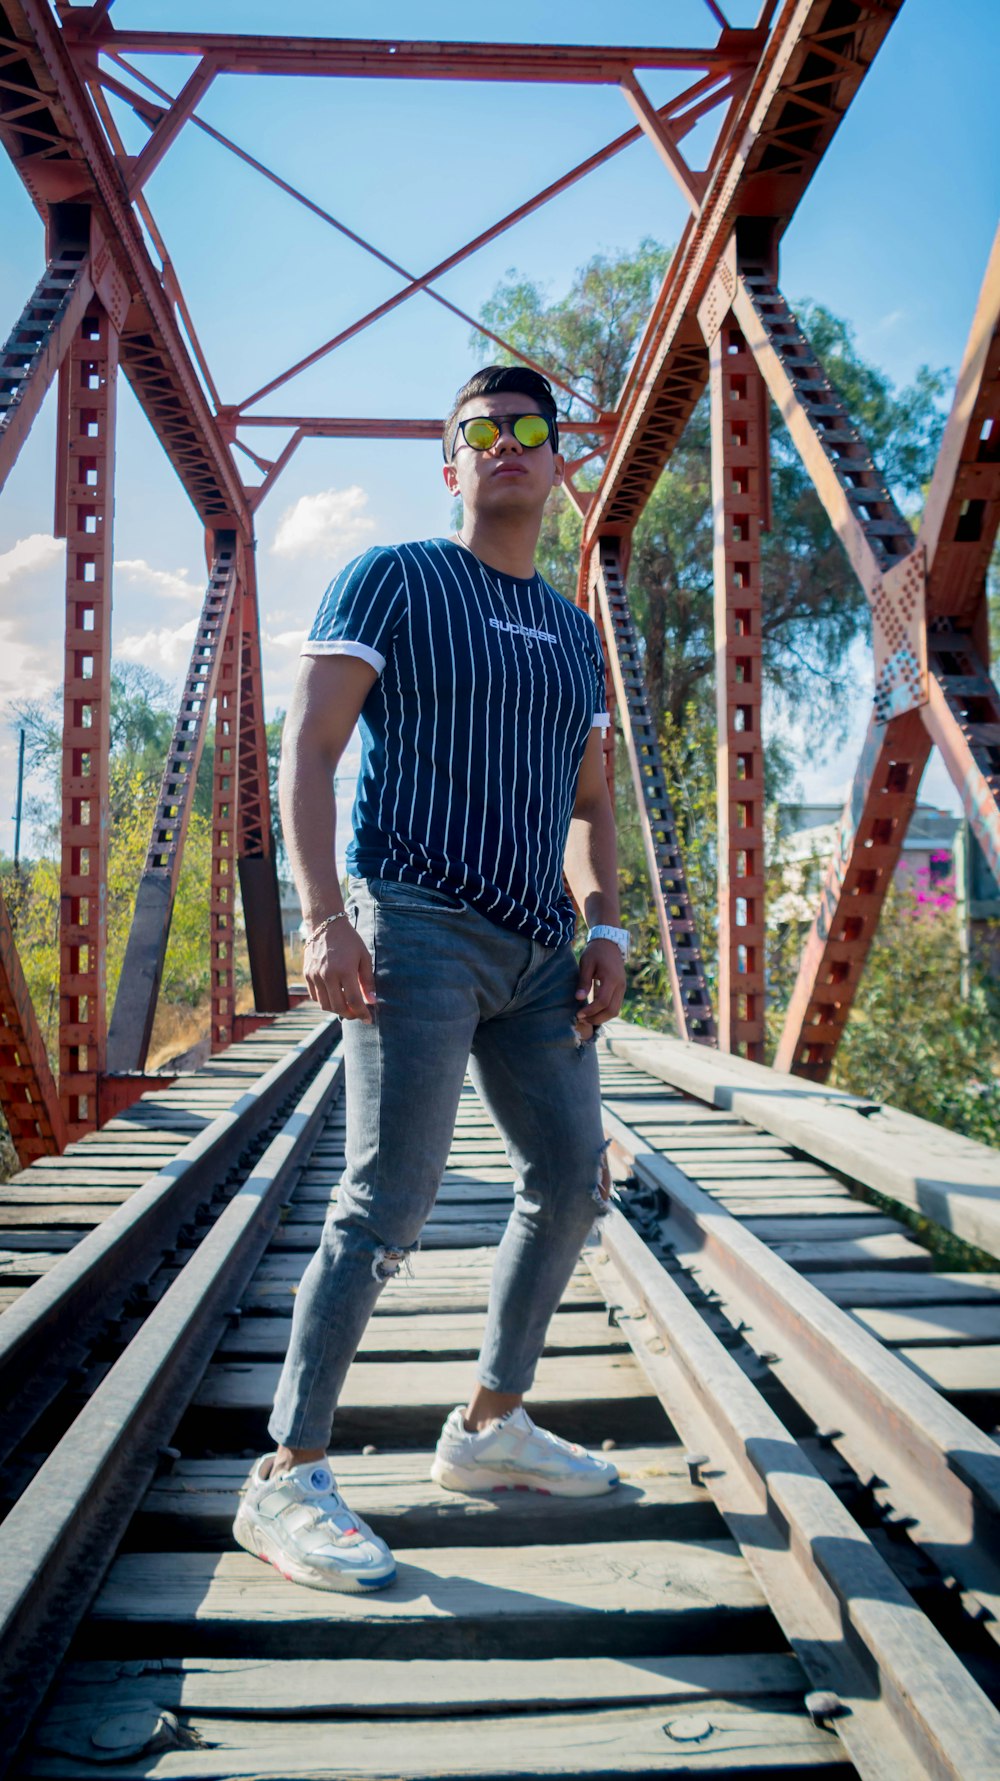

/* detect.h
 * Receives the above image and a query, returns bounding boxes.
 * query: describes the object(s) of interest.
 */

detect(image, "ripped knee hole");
[371,1245,415,1282]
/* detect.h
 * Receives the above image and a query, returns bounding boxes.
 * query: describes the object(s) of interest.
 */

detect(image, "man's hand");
[304,922,377,1022]
[574,938,626,1042]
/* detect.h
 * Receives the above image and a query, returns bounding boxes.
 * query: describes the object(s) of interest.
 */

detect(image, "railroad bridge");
[0,3,999,1776]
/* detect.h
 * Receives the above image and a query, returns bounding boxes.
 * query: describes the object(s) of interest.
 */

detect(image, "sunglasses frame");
[447,410,558,461]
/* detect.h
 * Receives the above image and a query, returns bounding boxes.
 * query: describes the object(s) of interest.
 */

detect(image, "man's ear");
[551,452,565,488]
[442,461,460,495]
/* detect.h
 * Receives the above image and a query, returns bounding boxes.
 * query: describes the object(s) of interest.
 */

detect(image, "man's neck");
[454,516,540,580]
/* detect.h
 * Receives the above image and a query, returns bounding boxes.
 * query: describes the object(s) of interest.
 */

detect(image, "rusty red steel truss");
[0,0,997,1162]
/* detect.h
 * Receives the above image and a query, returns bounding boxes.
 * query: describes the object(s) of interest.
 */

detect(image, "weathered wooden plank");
[194,1352,653,1419]
[801,1271,1000,1307]
[767,1233,931,1272]
[184,1354,667,1450]
[717,1197,867,1218]
[0,1206,117,1228]
[282,1202,511,1228]
[897,1344,1000,1394]
[739,1215,900,1242]
[0,1186,133,1205]
[134,1446,718,1550]
[219,1308,624,1360]
[654,1162,833,1183]
[235,1279,602,1316]
[269,1221,510,1250]
[45,1649,808,1716]
[88,1540,773,1661]
[27,1701,847,1776]
[0,1253,60,1280]
[293,1180,511,1206]
[851,1303,1000,1346]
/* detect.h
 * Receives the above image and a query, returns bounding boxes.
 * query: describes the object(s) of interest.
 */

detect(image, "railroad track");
[0,1014,999,1776]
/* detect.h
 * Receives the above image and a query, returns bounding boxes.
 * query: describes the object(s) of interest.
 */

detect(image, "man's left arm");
[564,727,626,1041]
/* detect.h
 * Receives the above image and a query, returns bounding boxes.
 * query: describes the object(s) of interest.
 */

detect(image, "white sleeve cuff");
[592,712,611,733]
[300,638,386,674]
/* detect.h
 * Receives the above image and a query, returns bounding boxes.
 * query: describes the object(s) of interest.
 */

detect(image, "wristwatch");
[587,923,630,960]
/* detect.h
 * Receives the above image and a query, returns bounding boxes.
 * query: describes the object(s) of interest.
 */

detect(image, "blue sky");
[1,0,998,856]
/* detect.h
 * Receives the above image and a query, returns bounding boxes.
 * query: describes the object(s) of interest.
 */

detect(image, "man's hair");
[443,365,559,460]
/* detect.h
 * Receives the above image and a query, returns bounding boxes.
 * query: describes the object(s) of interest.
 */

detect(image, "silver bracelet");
[300,911,349,947]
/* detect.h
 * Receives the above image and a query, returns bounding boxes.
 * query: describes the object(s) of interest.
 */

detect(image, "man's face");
[442,391,564,520]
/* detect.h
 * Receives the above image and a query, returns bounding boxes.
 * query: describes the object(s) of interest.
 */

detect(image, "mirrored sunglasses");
[450,412,555,458]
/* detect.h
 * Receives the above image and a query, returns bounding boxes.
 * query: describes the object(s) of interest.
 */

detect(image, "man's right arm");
[279,653,379,1022]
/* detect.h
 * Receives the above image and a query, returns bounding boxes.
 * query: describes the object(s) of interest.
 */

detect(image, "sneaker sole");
[430,1456,617,1498]
[233,1511,396,1593]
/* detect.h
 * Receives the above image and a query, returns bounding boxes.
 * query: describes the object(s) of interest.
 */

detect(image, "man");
[234,366,629,1593]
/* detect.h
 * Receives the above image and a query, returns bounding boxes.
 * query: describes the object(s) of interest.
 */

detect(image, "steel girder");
[106,545,239,1074]
[701,311,769,1058]
[64,28,766,85]
[773,712,932,1078]
[594,543,716,1045]
[57,298,118,1139]
[0,236,91,496]
[0,0,250,532]
[210,604,242,1054]
[585,0,906,542]
[768,229,1000,1076]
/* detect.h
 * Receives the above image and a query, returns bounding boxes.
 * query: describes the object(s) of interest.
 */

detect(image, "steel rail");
[600,1101,1000,1640]
[590,1208,1000,1780]
[0,1042,345,1775]
[603,1018,1000,1263]
[0,1012,338,1465]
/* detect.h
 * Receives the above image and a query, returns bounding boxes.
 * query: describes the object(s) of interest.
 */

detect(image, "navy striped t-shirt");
[302,536,609,947]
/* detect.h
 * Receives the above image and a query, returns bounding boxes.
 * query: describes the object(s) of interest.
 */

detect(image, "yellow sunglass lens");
[463,419,500,450]
[512,414,550,448]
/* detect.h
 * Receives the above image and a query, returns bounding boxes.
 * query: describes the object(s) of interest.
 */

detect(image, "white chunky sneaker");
[431,1405,618,1498]
[233,1456,396,1592]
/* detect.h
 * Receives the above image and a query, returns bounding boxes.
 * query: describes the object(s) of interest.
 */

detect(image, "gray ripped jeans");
[268,875,608,1451]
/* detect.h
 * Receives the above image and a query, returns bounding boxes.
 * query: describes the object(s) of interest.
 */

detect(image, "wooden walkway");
[2,1014,1000,1775]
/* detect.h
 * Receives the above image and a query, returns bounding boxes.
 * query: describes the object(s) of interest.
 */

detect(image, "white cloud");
[114,557,202,603]
[267,627,307,651]
[269,485,375,562]
[117,619,198,676]
[0,532,64,585]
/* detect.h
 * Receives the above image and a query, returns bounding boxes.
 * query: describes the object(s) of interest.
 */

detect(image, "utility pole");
[12,727,25,871]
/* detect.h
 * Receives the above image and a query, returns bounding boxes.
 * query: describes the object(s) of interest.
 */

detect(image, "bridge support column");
[57,300,119,1139]
[211,601,242,1052]
[700,286,768,1059]
[236,565,288,1014]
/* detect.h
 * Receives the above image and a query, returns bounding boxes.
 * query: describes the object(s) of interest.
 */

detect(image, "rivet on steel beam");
[816,1428,843,1448]
[156,1445,181,1475]
[685,1452,709,1487]
[759,1351,779,1364]
[227,1306,242,1326]
[804,1691,846,1728]
[607,1306,621,1327]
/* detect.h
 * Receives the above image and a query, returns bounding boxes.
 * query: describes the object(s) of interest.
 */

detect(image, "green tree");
[829,872,1000,1148]
[2,668,248,1100]
[480,252,949,741]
